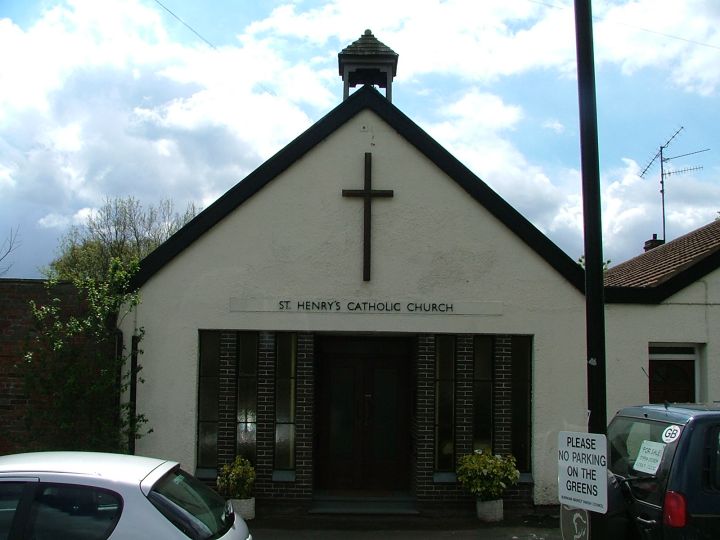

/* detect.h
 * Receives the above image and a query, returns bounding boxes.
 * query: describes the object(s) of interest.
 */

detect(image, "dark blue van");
[599,404,720,539]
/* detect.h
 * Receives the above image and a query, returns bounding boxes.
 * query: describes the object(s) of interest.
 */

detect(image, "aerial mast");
[640,127,708,241]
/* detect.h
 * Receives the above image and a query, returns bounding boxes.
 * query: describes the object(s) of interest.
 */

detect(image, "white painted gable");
[138,108,584,335]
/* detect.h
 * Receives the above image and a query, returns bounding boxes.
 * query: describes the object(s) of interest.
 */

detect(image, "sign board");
[558,431,607,513]
[229,297,504,316]
[633,440,665,475]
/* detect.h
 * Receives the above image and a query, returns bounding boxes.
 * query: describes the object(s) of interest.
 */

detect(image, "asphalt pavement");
[248,510,563,540]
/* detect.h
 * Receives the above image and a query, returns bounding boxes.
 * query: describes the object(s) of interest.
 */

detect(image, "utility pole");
[573,0,607,435]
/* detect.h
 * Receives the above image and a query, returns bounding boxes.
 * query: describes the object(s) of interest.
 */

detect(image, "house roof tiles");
[605,220,720,287]
[604,219,720,303]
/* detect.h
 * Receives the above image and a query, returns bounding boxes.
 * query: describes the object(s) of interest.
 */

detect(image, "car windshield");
[607,415,683,506]
[148,467,232,540]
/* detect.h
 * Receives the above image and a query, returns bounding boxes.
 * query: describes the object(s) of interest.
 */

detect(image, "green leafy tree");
[46,197,198,282]
[20,258,150,452]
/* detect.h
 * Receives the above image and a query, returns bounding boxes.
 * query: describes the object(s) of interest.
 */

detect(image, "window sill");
[433,472,457,483]
[519,472,533,483]
[272,470,296,482]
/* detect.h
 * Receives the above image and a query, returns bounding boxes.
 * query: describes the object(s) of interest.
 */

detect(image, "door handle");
[635,516,657,526]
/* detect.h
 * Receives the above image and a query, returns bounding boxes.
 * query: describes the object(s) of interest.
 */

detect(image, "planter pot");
[475,498,503,522]
[230,497,255,520]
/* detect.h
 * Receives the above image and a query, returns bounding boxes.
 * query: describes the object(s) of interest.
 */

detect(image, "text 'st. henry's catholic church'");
[121,30,720,511]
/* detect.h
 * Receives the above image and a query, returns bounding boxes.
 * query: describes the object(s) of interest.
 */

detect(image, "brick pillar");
[294,332,314,499]
[217,331,238,467]
[455,335,474,459]
[493,336,512,455]
[255,331,276,497]
[415,334,435,502]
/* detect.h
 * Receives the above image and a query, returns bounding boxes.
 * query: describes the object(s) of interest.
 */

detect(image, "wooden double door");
[315,336,413,494]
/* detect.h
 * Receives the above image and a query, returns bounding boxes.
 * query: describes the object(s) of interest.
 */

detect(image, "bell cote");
[338,29,399,102]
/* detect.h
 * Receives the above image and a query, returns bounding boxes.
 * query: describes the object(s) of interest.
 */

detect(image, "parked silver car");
[0,451,252,540]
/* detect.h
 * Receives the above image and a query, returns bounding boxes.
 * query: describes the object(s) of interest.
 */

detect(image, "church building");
[120,30,720,512]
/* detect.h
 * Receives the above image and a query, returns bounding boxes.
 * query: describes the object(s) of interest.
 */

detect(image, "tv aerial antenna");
[639,127,709,241]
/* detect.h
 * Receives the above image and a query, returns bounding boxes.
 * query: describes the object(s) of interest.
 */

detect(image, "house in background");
[605,219,720,408]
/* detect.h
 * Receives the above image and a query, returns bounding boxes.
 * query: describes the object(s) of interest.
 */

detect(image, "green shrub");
[457,451,520,501]
[216,456,255,499]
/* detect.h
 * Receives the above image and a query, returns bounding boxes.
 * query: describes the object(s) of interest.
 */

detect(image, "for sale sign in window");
[558,431,608,513]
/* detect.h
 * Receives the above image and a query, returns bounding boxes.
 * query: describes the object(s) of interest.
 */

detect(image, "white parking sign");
[558,431,607,513]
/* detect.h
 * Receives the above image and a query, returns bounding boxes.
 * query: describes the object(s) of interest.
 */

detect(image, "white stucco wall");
[121,109,601,505]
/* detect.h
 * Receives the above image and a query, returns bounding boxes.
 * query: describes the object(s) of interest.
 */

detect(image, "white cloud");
[38,206,97,229]
[243,0,720,95]
[543,119,565,134]
[38,212,70,229]
[422,89,566,230]
[0,0,173,121]
[595,0,720,94]
[246,0,574,83]
[0,162,16,189]
[441,91,523,130]
[47,122,84,152]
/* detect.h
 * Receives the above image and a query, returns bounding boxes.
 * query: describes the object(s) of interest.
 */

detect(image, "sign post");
[558,431,607,539]
[558,430,607,514]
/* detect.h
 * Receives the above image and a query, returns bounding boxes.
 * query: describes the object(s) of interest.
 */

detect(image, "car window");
[708,427,720,490]
[148,468,232,540]
[25,483,122,540]
[608,416,682,506]
[0,483,25,540]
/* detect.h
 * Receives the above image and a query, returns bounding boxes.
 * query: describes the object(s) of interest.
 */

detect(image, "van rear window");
[608,416,682,506]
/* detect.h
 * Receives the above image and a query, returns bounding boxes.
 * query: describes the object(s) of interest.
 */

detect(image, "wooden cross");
[342,152,394,281]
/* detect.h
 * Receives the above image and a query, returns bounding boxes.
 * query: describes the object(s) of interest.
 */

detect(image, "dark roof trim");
[606,247,720,303]
[134,85,584,290]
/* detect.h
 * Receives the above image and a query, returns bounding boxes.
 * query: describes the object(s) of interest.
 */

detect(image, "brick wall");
[245,331,524,509]
[294,333,315,499]
[0,279,83,454]
[455,335,474,459]
[255,331,275,495]
[414,333,530,507]
[253,332,314,504]
[415,334,435,501]
[493,335,532,505]
[218,331,238,466]
[493,336,513,455]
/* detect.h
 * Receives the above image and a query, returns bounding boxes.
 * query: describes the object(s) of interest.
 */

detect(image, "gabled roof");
[605,219,720,303]
[133,85,584,290]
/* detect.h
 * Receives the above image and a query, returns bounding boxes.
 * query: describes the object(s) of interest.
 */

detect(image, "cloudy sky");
[1,0,719,278]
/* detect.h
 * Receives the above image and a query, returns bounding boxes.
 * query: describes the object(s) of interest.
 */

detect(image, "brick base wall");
[0,280,85,454]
